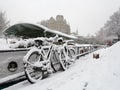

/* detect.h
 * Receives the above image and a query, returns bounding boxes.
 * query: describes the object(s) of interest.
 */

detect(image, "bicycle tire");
[59,49,69,71]
[67,48,76,61]
[50,50,61,72]
[24,51,44,83]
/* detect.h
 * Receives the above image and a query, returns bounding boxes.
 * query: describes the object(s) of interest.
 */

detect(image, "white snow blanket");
[4,41,120,90]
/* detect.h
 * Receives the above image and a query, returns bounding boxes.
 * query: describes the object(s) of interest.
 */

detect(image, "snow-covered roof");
[3,23,77,40]
[30,23,78,39]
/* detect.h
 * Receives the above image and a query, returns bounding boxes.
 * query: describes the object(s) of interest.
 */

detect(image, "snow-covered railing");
[73,44,104,59]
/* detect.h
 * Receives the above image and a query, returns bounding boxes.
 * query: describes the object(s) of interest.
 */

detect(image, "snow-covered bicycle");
[57,39,76,70]
[23,36,76,83]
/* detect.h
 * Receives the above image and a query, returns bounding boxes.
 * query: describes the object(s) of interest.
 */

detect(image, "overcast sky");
[0,0,120,36]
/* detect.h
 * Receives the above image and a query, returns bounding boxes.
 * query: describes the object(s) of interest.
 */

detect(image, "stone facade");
[40,15,70,34]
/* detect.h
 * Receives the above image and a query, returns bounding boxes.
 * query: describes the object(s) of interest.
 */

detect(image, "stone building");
[40,15,70,34]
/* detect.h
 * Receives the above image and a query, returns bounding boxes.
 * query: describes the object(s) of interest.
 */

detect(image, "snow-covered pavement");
[4,41,120,90]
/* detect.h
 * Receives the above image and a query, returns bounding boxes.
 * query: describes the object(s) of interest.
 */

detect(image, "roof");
[3,23,77,39]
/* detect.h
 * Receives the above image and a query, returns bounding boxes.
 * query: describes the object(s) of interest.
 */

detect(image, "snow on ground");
[4,41,120,90]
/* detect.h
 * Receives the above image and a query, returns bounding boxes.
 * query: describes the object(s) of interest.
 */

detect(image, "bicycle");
[56,38,76,70]
[23,36,76,83]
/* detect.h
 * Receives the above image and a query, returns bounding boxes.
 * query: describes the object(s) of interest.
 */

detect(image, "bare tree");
[96,8,120,44]
[0,11,9,36]
[104,9,120,37]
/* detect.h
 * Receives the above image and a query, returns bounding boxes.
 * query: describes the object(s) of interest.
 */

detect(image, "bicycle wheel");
[59,49,69,71]
[68,48,75,59]
[67,48,76,61]
[24,51,43,83]
[50,50,61,72]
